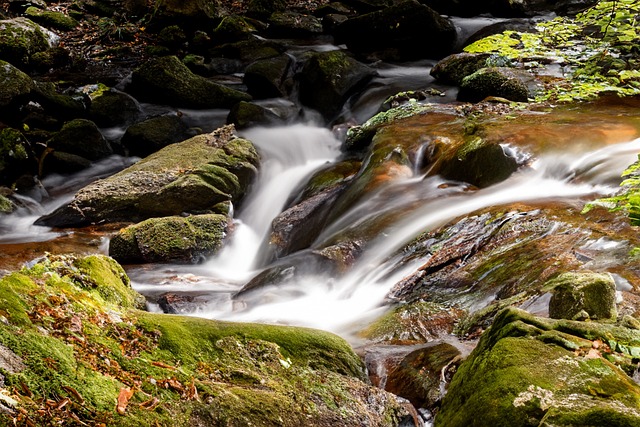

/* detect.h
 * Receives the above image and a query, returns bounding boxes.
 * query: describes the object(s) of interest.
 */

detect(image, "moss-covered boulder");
[457,67,533,103]
[226,101,287,129]
[247,0,286,19]
[431,52,510,85]
[24,6,78,31]
[127,56,251,109]
[298,50,376,120]
[267,11,324,38]
[109,214,229,264]
[120,114,190,158]
[31,81,87,122]
[211,14,256,43]
[0,193,15,214]
[0,253,409,426]
[89,89,141,128]
[35,126,259,228]
[243,54,293,99]
[333,0,456,61]
[46,119,113,162]
[436,307,640,426]
[0,59,34,108]
[208,38,285,68]
[547,271,618,321]
[0,128,32,186]
[0,17,56,67]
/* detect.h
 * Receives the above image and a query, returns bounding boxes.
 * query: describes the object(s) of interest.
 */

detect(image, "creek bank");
[0,253,410,426]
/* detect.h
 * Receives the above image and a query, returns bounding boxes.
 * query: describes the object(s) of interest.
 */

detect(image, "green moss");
[24,7,78,31]
[0,194,14,214]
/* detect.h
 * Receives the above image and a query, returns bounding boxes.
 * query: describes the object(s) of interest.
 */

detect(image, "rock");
[150,0,229,24]
[208,38,285,69]
[431,52,509,85]
[46,119,113,161]
[89,89,141,128]
[212,14,256,43]
[271,184,347,258]
[0,194,16,214]
[109,214,229,264]
[0,17,57,68]
[31,81,86,122]
[547,271,618,321]
[298,50,376,121]
[0,128,32,186]
[35,126,259,228]
[267,12,324,38]
[0,253,409,425]
[226,101,287,129]
[41,151,92,175]
[157,292,199,314]
[246,0,286,19]
[489,0,598,17]
[436,307,640,426]
[120,114,190,158]
[156,25,187,50]
[127,55,251,109]
[0,60,34,108]
[420,0,486,17]
[243,54,293,99]
[463,18,539,48]
[436,136,520,188]
[333,0,456,61]
[457,67,533,103]
[24,6,78,31]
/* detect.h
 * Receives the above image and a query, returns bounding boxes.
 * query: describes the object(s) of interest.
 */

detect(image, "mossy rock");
[547,271,618,321]
[431,52,510,85]
[128,55,251,109]
[31,81,86,121]
[247,0,286,19]
[36,126,260,228]
[0,253,409,426]
[0,17,54,67]
[208,37,285,66]
[298,50,376,120]
[457,67,533,103]
[0,127,32,186]
[89,89,141,128]
[243,54,293,99]
[109,214,229,264]
[436,307,640,427]
[212,14,256,43]
[120,114,190,158]
[267,11,324,38]
[46,118,113,161]
[0,59,35,108]
[0,193,15,214]
[24,6,78,31]
[226,101,286,129]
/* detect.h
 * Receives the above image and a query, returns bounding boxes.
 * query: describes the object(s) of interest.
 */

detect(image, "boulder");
[243,54,293,99]
[298,50,376,120]
[457,67,533,103]
[0,60,35,108]
[208,38,285,69]
[46,119,113,161]
[35,126,259,228]
[333,0,456,61]
[0,193,15,214]
[89,89,141,128]
[127,55,251,109]
[267,12,324,38]
[0,17,57,67]
[247,0,287,19]
[109,214,229,264]
[41,151,92,175]
[31,81,87,122]
[0,128,32,186]
[212,15,256,43]
[120,114,190,158]
[226,101,287,129]
[431,52,508,85]
[24,6,78,31]
[436,308,640,426]
[547,272,618,321]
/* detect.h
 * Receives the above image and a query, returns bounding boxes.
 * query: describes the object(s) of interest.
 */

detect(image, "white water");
[131,133,640,338]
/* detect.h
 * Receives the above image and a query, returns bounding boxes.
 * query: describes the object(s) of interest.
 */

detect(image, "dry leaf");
[116,388,134,415]
[151,361,176,370]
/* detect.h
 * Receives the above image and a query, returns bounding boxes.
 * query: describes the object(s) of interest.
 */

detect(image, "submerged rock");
[35,126,259,227]
[436,307,640,426]
[0,253,409,425]
[109,214,229,264]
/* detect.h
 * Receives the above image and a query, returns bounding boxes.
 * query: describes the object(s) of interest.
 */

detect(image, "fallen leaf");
[151,361,176,370]
[62,386,84,404]
[116,388,134,415]
[139,397,160,410]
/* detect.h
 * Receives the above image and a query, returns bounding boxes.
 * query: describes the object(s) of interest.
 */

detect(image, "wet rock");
[435,137,520,188]
[298,50,376,121]
[120,114,190,158]
[271,183,347,258]
[46,119,113,161]
[243,54,293,99]
[0,17,56,68]
[208,38,285,69]
[0,60,35,108]
[226,101,287,129]
[89,88,141,128]
[436,307,640,426]
[127,55,251,109]
[41,151,92,175]
[431,52,507,86]
[212,15,256,44]
[24,6,78,31]
[547,271,618,321]
[457,67,533,103]
[246,0,286,19]
[157,292,198,314]
[290,159,361,205]
[109,214,229,264]
[267,12,324,38]
[0,128,33,186]
[35,126,259,227]
[30,82,86,123]
[384,343,461,410]
[333,0,456,61]
[0,194,16,214]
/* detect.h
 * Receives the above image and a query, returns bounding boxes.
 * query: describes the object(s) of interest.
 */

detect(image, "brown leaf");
[139,397,160,410]
[62,386,85,404]
[586,348,601,359]
[151,361,176,370]
[186,379,199,401]
[116,387,134,415]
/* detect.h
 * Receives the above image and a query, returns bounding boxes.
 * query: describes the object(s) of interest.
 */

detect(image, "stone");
[267,12,324,38]
[120,114,190,158]
[246,0,286,19]
[431,52,504,85]
[35,127,259,227]
[547,271,618,321]
[0,17,56,67]
[89,89,141,128]
[243,54,293,99]
[46,119,113,161]
[457,67,533,103]
[24,6,78,31]
[0,128,32,187]
[0,60,34,108]
[127,55,251,109]
[226,101,287,129]
[212,14,256,43]
[109,214,229,264]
